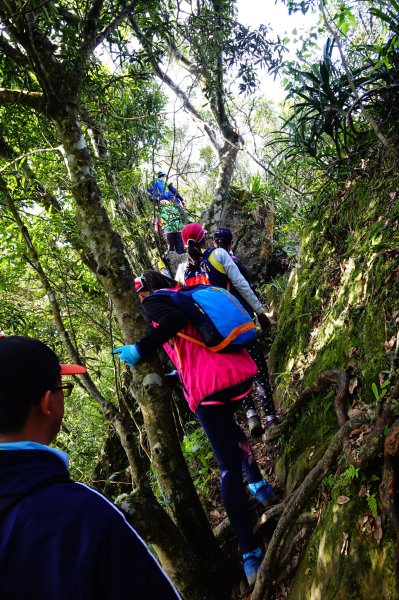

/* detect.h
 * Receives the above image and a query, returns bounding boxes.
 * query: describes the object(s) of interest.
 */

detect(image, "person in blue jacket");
[148,171,185,206]
[0,335,181,600]
[149,171,188,222]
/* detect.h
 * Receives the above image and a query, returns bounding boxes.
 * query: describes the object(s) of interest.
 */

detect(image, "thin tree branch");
[94,0,139,49]
[0,87,46,112]
[0,145,62,174]
[129,15,222,152]
[0,34,28,66]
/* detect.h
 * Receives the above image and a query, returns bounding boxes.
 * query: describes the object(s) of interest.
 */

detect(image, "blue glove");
[112,343,142,366]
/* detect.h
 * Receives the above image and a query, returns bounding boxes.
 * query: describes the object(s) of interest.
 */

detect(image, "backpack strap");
[177,321,256,353]
[0,475,73,516]
[201,248,231,291]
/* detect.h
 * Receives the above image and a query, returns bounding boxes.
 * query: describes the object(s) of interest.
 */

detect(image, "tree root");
[380,417,399,594]
[319,369,349,427]
[380,418,399,536]
[264,369,349,443]
[263,385,320,442]
[251,413,369,600]
[348,401,394,469]
[277,516,317,580]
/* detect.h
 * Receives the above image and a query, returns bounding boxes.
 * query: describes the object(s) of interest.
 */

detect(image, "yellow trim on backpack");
[208,251,226,274]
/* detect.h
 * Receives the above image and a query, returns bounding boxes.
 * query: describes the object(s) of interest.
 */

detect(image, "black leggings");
[195,401,262,553]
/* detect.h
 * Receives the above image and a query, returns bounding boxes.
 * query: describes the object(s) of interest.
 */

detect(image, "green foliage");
[365,491,379,519]
[181,422,215,500]
[277,0,399,169]
[339,464,360,485]
[371,380,390,405]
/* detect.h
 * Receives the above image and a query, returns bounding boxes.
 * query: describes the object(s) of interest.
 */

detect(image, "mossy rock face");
[269,158,399,599]
[269,166,399,408]
[290,493,397,600]
[275,390,337,490]
[203,186,273,278]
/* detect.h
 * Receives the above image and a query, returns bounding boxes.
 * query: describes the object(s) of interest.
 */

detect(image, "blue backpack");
[154,284,257,352]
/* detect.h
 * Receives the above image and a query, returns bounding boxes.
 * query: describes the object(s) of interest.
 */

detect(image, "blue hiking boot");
[248,479,276,507]
[242,546,263,586]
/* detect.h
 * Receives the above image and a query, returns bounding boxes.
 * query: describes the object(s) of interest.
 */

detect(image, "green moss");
[290,485,397,600]
[275,390,337,490]
[270,165,399,408]
[269,158,399,599]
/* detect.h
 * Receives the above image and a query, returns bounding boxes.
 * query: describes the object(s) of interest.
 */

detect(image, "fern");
[340,464,360,485]
[366,491,378,518]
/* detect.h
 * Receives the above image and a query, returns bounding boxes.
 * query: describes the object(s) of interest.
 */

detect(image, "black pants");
[166,232,185,254]
[195,401,262,553]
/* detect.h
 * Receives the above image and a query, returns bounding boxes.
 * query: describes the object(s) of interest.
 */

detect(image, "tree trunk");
[206,137,242,230]
[53,105,231,597]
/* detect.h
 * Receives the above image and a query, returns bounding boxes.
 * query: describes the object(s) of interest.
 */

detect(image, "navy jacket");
[0,449,181,599]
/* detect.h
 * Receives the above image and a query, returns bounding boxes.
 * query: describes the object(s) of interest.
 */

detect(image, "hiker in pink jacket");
[113,270,276,587]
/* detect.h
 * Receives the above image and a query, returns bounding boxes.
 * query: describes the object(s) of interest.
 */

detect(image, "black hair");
[142,270,178,292]
[187,239,204,269]
[213,238,228,250]
[213,227,232,250]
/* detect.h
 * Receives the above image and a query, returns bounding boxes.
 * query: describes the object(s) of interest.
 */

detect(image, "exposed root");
[251,413,370,600]
[263,385,320,442]
[319,369,349,427]
[277,517,317,579]
[380,418,399,536]
[349,401,394,469]
[264,369,349,443]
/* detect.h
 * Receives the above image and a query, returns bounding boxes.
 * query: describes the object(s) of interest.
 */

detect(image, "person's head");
[157,171,167,180]
[213,227,233,251]
[181,223,207,266]
[0,336,86,443]
[134,270,178,301]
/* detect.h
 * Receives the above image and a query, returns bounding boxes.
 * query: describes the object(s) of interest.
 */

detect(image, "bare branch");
[94,0,139,49]
[129,16,222,152]
[164,36,202,77]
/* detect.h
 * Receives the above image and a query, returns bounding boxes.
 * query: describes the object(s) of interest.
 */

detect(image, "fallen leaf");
[337,495,351,505]
[384,336,396,351]
[373,516,383,544]
[358,484,367,498]
[305,568,312,576]
[348,347,357,357]
[350,427,364,437]
[348,377,358,394]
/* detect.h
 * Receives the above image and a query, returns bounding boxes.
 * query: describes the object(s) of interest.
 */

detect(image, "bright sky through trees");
[237,0,320,101]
